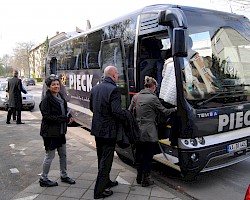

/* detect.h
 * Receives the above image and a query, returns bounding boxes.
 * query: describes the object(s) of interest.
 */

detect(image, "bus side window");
[86,52,100,69]
[74,55,79,70]
[86,30,102,69]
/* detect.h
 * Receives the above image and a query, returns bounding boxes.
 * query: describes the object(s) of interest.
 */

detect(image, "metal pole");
[28,56,30,78]
[27,48,30,78]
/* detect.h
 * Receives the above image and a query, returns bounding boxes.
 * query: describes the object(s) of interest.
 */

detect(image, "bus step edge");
[159,139,178,148]
[153,153,180,171]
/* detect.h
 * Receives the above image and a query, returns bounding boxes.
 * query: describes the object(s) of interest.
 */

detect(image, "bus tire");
[181,171,197,181]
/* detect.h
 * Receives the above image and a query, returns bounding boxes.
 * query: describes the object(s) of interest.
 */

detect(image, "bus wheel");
[181,171,197,182]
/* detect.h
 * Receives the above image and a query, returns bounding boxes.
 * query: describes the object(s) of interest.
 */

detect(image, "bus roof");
[49,4,248,48]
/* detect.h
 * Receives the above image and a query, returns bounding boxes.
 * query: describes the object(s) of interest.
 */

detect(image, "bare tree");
[211,0,250,12]
[1,54,14,76]
[12,41,35,78]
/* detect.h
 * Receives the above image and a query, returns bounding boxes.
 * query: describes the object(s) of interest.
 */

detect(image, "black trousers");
[94,137,116,195]
[135,141,157,174]
[7,107,21,123]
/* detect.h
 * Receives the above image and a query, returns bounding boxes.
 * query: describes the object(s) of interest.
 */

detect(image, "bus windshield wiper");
[221,84,250,88]
[196,90,247,107]
[196,92,224,106]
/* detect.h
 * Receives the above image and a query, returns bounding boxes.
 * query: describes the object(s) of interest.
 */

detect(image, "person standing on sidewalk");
[39,75,75,187]
[90,66,126,199]
[129,76,176,187]
[6,69,27,124]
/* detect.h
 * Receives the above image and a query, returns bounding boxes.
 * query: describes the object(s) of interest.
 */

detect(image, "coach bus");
[45,4,250,178]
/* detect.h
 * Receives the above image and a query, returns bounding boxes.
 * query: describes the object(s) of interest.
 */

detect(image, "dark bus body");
[46,4,250,177]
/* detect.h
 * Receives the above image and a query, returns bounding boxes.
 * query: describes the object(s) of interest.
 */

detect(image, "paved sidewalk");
[10,130,183,200]
[2,112,184,200]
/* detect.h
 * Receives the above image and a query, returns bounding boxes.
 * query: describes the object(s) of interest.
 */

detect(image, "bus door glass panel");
[100,38,129,108]
[183,32,213,101]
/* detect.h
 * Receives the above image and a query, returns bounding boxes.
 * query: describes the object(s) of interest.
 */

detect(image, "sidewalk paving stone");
[1,110,186,200]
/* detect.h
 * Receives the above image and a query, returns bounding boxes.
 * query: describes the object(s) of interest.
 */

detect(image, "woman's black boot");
[141,173,154,187]
[136,170,142,184]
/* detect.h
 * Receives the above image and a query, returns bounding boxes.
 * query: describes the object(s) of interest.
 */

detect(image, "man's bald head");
[104,66,118,82]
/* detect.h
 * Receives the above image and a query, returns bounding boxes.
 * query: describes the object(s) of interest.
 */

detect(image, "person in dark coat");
[90,66,126,199]
[6,70,27,124]
[39,75,75,187]
[41,74,67,100]
[128,76,176,187]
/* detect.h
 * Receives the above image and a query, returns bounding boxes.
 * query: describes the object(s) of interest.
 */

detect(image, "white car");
[0,81,8,110]
[0,81,35,111]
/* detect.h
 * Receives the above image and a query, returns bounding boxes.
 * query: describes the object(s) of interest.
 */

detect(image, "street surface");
[0,83,249,200]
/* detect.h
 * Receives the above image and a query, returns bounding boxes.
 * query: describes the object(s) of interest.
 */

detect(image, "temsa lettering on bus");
[69,74,93,92]
[218,111,250,132]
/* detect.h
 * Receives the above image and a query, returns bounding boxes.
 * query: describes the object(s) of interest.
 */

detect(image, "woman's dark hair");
[45,74,60,87]
[144,76,157,88]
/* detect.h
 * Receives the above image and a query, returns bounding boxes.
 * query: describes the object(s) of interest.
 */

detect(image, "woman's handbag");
[132,93,140,118]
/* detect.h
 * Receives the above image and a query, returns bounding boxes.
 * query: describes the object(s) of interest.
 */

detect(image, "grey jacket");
[128,88,175,142]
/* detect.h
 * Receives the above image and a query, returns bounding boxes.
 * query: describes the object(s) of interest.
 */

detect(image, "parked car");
[0,81,8,110]
[0,81,35,111]
[22,78,36,86]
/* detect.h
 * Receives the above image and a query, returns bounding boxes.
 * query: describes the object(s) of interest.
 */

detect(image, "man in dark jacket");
[90,66,126,199]
[6,70,27,124]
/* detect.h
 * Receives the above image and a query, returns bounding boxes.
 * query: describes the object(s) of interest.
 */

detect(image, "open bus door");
[117,8,191,173]
[99,38,136,163]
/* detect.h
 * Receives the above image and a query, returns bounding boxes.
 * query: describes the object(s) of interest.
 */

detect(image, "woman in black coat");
[39,75,75,187]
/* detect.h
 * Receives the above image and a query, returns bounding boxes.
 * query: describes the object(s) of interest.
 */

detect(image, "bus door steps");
[153,153,180,171]
[159,139,178,157]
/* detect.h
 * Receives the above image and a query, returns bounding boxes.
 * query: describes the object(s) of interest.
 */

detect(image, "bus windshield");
[182,11,250,108]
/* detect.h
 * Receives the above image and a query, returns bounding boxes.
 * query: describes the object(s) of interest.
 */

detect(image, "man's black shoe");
[39,179,58,187]
[61,177,76,184]
[105,180,118,189]
[94,189,113,199]
[6,122,10,124]
[16,122,25,124]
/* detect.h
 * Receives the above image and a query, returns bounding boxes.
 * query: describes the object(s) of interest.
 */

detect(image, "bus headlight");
[191,153,199,162]
[197,137,205,145]
[184,140,189,145]
[190,139,198,146]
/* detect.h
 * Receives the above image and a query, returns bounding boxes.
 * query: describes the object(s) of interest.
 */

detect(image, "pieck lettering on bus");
[218,110,250,132]
[69,74,93,92]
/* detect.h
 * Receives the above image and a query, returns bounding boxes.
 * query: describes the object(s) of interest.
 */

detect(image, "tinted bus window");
[86,30,103,69]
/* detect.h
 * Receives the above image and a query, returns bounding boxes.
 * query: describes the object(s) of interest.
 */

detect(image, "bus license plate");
[227,140,247,152]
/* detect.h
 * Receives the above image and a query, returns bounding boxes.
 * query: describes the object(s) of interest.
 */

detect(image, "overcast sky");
[0,0,249,57]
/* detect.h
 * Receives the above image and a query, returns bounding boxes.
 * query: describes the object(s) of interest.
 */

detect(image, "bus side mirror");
[173,28,188,57]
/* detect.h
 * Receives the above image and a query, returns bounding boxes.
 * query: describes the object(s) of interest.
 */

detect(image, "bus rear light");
[184,140,189,145]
